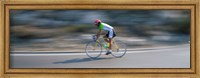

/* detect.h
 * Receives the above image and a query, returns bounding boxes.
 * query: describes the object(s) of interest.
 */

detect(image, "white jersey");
[99,23,113,31]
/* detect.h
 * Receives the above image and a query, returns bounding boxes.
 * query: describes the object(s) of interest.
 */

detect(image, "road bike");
[85,35,127,59]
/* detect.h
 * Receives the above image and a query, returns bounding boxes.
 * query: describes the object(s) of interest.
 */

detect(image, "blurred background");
[9,10,190,52]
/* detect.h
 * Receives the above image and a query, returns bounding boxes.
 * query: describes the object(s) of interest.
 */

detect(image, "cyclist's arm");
[96,29,102,40]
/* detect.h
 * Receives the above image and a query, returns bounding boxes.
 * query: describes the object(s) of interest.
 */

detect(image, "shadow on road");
[53,57,113,64]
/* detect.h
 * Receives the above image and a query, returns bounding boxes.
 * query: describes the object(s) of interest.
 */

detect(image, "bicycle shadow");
[53,57,113,64]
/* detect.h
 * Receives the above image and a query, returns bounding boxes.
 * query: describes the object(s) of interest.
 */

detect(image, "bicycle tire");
[85,41,102,59]
[111,40,127,58]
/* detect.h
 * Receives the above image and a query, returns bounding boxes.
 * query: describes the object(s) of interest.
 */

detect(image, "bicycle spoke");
[85,41,102,59]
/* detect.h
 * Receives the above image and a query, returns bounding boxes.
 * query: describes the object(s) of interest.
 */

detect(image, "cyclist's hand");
[92,35,96,40]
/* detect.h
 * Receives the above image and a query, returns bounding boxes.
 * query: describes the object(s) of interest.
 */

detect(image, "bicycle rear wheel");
[85,41,102,59]
[111,40,127,58]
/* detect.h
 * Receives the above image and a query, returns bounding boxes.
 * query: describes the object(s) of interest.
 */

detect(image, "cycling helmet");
[94,19,101,24]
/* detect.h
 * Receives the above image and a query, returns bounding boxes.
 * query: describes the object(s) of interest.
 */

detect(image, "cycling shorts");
[106,29,116,38]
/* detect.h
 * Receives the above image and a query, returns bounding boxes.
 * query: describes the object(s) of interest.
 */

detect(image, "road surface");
[10,44,190,68]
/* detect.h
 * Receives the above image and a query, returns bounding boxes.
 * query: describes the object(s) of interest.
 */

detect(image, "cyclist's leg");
[108,30,114,50]
[111,30,116,45]
[108,38,112,50]
[105,30,113,55]
[104,32,109,43]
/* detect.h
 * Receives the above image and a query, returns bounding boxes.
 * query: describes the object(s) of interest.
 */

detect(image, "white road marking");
[10,44,190,57]
[10,49,175,56]
[11,53,86,56]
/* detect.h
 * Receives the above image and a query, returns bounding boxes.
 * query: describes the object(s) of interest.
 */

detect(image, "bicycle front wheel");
[85,41,102,59]
[111,40,127,58]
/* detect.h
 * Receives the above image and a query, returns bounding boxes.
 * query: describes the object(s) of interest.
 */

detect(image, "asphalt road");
[10,44,190,68]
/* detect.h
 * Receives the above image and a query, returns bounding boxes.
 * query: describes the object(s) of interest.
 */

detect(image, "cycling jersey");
[99,23,113,31]
[98,23,115,38]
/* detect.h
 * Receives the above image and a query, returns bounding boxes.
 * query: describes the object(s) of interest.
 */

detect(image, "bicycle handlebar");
[92,35,110,42]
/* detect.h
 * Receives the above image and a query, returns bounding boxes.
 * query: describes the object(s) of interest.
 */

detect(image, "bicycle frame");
[86,35,127,58]
[94,37,119,50]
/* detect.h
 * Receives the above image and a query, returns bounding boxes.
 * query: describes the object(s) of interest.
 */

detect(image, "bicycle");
[85,35,127,59]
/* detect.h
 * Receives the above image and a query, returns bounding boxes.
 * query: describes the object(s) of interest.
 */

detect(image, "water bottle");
[104,43,109,48]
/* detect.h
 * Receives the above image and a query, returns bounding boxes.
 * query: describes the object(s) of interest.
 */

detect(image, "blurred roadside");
[10,10,190,52]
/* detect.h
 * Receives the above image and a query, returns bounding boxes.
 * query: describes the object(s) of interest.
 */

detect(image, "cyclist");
[94,19,116,55]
